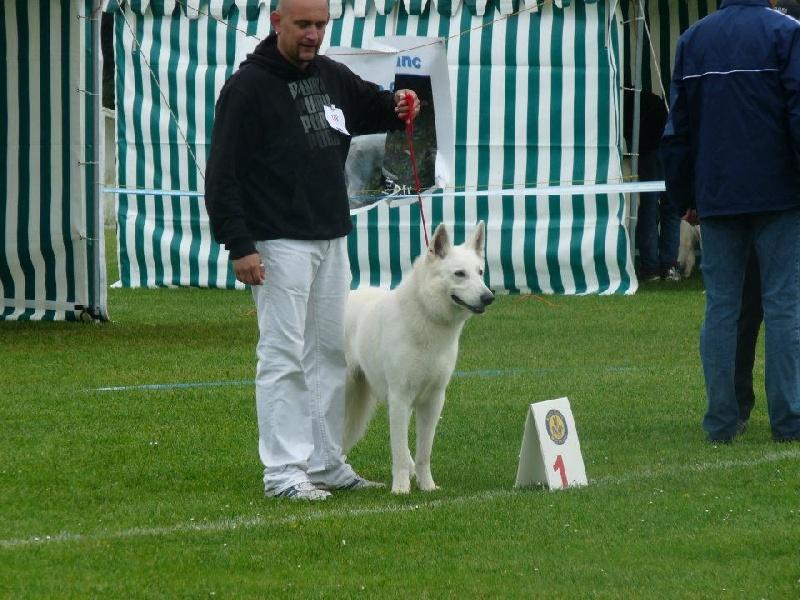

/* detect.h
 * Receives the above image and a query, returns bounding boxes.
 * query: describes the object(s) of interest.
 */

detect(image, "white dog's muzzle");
[451,291,494,314]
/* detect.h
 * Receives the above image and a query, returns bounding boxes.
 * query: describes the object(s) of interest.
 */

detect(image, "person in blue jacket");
[624,88,681,282]
[736,0,800,438]
[661,0,800,443]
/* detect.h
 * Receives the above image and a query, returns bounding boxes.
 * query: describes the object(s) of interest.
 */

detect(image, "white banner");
[326,38,453,210]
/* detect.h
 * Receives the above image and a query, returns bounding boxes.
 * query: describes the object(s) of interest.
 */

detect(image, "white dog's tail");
[343,366,377,453]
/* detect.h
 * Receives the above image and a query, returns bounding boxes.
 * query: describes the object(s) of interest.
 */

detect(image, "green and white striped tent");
[0,1,721,321]
[107,0,638,294]
[1,0,106,320]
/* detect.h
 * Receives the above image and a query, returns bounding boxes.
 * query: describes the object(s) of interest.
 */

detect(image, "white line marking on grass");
[87,365,677,393]
[87,370,523,392]
[2,449,798,551]
[591,448,800,486]
[90,380,253,392]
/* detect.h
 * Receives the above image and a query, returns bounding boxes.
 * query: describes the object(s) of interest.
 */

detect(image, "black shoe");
[638,268,660,282]
[706,435,734,444]
[315,475,385,491]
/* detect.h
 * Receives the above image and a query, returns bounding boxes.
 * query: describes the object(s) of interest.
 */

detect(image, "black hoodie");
[204,33,403,259]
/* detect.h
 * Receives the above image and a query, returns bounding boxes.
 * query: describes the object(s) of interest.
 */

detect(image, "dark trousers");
[735,250,762,422]
[700,210,800,440]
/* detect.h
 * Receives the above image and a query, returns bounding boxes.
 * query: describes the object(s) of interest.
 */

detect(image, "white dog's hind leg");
[343,368,377,453]
[683,249,696,278]
[678,220,696,278]
[388,397,413,494]
[414,392,445,491]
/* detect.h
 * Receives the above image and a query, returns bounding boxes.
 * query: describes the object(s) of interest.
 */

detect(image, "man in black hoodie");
[205,0,419,501]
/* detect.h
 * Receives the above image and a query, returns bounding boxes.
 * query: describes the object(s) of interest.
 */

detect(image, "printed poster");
[325,37,453,212]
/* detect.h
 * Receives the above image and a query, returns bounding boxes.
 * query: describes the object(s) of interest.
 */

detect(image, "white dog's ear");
[429,223,450,259]
[466,220,486,259]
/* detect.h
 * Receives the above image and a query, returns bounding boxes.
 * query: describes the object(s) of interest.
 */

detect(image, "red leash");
[404,92,429,248]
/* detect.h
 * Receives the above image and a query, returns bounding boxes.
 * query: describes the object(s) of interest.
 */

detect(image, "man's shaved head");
[271,0,329,69]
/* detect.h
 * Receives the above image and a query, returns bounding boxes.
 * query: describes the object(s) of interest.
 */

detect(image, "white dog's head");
[425,221,494,315]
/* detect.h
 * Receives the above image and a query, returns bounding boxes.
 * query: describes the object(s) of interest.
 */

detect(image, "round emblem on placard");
[545,410,568,445]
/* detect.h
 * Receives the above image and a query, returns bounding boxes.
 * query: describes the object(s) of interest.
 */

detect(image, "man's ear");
[270,11,281,33]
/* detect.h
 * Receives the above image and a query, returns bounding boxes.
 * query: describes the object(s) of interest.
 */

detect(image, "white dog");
[677,220,702,278]
[343,221,494,494]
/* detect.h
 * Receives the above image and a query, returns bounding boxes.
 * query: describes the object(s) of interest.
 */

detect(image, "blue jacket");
[661,0,800,218]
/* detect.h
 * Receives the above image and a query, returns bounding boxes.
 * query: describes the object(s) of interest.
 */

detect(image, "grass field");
[1,234,799,599]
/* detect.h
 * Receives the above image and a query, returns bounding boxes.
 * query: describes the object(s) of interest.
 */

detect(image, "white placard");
[515,397,588,490]
[324,105,350,135]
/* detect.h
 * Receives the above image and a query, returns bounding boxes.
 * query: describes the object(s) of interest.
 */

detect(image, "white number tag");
[324,105,350,136]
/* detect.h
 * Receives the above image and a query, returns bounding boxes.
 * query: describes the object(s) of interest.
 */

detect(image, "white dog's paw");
[415,466,438,491]
[391,471,411,494]
[417,478,439,492]
[391,481,411,494]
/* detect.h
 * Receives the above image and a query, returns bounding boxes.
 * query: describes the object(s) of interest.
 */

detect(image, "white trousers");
[251,237,355,495]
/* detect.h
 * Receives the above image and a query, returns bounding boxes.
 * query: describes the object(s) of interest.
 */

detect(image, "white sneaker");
[270,481,331,501]
[662,266,681,282]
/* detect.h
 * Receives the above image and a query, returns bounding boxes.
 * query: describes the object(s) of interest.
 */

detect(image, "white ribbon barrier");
[103,180,667,216]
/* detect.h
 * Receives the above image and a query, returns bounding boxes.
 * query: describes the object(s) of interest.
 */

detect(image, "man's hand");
[394,89,420,121]
[233,253,265,285]
[682,208,699,226]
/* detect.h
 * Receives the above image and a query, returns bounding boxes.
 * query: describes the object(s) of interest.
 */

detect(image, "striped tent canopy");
[104,0,599,17]
[1,0,106,321]
[105,0,639,294]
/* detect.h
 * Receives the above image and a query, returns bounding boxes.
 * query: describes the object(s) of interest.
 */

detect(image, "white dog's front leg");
[414,392,445,491]
[388,398,412,494]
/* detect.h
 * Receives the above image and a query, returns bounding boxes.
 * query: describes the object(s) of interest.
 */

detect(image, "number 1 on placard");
[553,454,568,488]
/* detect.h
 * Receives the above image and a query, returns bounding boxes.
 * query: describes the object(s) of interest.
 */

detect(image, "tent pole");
[629,0,646,268]
[90,0,109,320]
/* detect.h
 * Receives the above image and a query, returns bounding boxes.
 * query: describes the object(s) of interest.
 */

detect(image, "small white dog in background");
[343,221,494,494]
[677,220,702,278]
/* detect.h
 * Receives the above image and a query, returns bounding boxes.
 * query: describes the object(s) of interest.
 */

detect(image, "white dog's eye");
[478,269,484,277]
[454,270,466,278]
